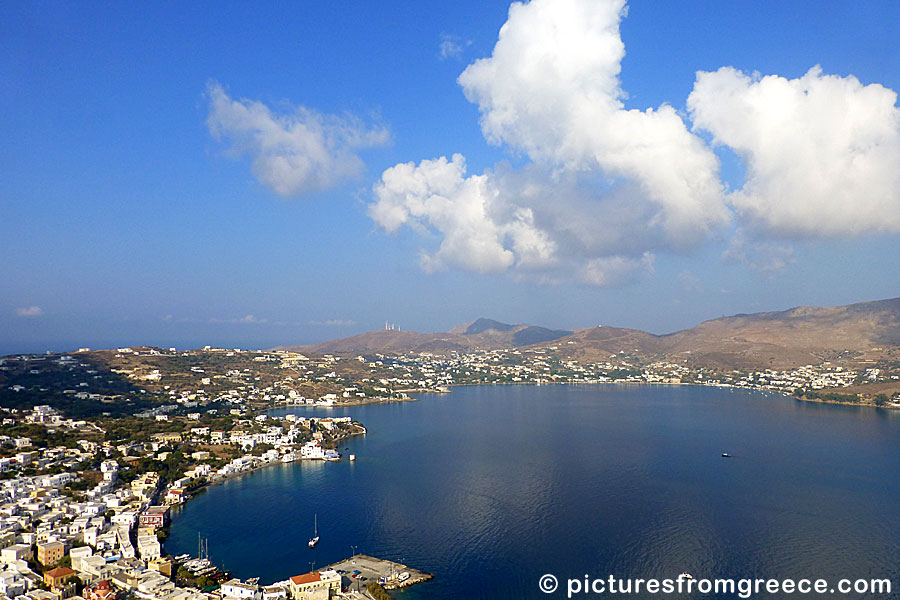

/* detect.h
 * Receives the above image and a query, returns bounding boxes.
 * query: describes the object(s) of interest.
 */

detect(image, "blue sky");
[2,0,900,354]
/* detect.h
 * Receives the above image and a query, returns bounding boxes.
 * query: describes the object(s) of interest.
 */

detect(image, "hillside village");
[3,324,899,420]
[0,393,367,600]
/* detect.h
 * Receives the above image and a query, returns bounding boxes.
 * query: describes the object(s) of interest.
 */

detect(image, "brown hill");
[657,297,900,368]
[280,297,900,369]
[549,297,900,369]
[277,318,572,354]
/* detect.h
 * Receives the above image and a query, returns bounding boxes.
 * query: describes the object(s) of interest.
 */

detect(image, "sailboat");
[308,514,319,548]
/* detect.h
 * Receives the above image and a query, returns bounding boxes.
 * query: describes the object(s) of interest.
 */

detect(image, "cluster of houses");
[0,465,365,600]
[0,454,187,600]
[0,400,372,600]
[339,347,900,403]
[159,416,359,505]
[106,349,383,411]
[218,570,342,600]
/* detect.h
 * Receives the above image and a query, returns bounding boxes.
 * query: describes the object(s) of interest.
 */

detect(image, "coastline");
[285,378,900,412]
[167,428,367,513]
[163,382,892,544]
[157,381,900,599]
[270,394,423,410]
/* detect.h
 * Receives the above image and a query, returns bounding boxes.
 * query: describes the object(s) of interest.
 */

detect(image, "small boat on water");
[678,572,694,580]
[308,513,319,548]
[349,454,356,461]
[722,453,731,458]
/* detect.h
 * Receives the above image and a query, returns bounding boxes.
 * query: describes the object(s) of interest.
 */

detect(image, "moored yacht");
[308,513,319,548]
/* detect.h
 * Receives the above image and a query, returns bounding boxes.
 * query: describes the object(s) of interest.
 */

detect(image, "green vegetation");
[0,356,159,417]
[606,368,641,380]
[366,582,393,600]
[0,423,103,457]
[800,390,861,403]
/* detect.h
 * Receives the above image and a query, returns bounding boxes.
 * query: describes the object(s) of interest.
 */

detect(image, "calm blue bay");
[165,385,900,599]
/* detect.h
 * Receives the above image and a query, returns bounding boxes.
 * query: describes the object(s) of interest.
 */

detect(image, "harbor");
[322,554,433,592]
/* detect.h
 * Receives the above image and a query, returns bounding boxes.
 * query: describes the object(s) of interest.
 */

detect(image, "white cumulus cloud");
[457,0,729,244]
[688,66,900,237]
[206,82,389,197]
[369,0,729,286]
[15,306,43,318]
[371,154,556,274]
[371,0,900,284]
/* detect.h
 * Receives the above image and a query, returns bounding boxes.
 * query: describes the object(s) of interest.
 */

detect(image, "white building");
[300,442,325,460]
[137,535,161,560]
[221,579,261,600]
[100,461,119,483]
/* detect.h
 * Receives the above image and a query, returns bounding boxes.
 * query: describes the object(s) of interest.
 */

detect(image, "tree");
[366,582,393,600]
[250,443,274,457]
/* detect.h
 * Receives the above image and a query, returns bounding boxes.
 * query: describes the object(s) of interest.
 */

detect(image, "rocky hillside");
[550,297,900,369]
[278,318,572,354]
[280,297,900,370]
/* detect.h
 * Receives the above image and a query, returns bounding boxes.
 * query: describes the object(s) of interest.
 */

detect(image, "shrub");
[366,582,392,600]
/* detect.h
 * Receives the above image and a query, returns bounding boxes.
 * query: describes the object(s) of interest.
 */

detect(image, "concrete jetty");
[322,554,432,592]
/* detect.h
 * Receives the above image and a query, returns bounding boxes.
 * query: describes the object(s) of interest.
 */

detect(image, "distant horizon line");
[3,294,897,358]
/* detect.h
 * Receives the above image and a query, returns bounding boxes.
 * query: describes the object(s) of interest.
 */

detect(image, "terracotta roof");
[46,567,76,578]
[289,572,321,585]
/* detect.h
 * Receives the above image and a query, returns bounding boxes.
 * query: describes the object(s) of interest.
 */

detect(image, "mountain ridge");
[285,317,573,355]
[277,297,900,369]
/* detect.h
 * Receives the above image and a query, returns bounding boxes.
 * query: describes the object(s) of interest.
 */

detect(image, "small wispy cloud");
[205,81,390,197]
[165,314,269,325]
[439,33,472,60]
[309,319,356,327]
[219,314,267,324]
[15,306,43,318]
[677,270,703,293]
[239,315,266,324]
[580,253,655,287]
[162,314,196,323]
[722,232,795,272]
